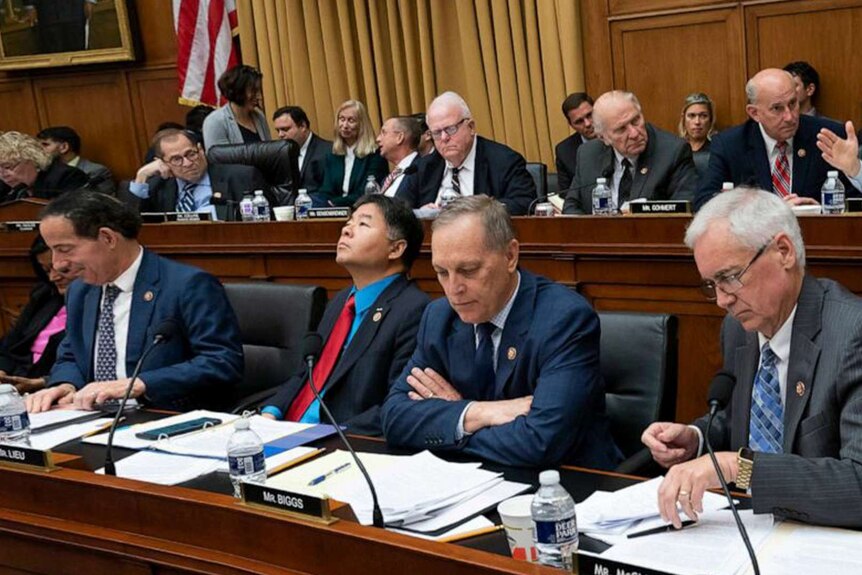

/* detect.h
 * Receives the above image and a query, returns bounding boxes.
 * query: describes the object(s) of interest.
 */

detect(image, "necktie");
[94,284,121,382]
[178,182,197,212]
[473,322,496,399]
[381,167,403,194]
[771,141,791,198]
[618,158,633,206]
[749,343,784,454]
[286,295,356,421]
[451,166,461,196]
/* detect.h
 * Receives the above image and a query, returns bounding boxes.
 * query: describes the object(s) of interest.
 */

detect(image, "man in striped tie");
[644,188,862,529]
[376,115,421,199]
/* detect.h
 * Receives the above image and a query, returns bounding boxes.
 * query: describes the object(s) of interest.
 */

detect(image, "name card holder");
[0,443,56,471]
[141,212,213,223]
[629,201,691,215]
[0,221,40,232]
[845,199,862,213]
[308,207,350,220]
[241,483,338,525]
[578,552,677,575]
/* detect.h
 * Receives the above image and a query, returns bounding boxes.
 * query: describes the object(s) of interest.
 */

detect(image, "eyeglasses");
[430,118,469,140]
[163,149,200,167]
[700,239,773,301]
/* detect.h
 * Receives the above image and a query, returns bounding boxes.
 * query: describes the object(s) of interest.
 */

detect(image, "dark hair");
[151,128,197,158]
[185,105,214,133]
[390,116,422,149]
[36,126,81,154]
[561,92,594,117]
[783,61,820,104]
[29,234,52,285]
[217,65,263,106]
[352,194,424,271]
[272,105,310,128]
[40,190,142,240]
[410,112,429,134]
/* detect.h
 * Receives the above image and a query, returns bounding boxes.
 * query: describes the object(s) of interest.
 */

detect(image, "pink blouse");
[31,306,67,364]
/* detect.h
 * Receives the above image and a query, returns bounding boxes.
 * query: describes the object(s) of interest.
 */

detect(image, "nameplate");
[629,201,691,215]
[141,212,212,223]
[241,483,337,524]
[0,443,54,470]
[0,220,39,232]
[578,553,677,575]
[845,199,862,213]
[308,207,350,220]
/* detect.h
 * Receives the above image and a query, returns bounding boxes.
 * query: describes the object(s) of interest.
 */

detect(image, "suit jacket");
[76,157,116,196]
[696,276,862,528]
[694,116,858,211]
[0,158,88,203]
[397,136,536,215]
[315,150,389,207]
[299,134,332,195]
[563,123,697,214]
[266,275,429,436]
[386,152,422,198]
[555,132,586,192]
[135,163,268,221]
[381,270,622,469]
[0,283,65,378]
[202,104,271,150]
[49,249,244,411]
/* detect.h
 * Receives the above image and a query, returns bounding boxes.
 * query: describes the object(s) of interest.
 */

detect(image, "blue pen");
[308,462,352,486]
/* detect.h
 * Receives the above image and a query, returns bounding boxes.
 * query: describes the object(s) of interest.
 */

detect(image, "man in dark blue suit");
[695,68,862,211]
[261,195,429,436]
[382,196,621,468]
[26,191,243,413]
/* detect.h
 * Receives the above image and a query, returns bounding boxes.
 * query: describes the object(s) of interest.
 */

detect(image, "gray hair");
[745,69,795,105]
[428,91,472,120]
[0,131,52,170]
[685,187,806,269]
[592,90,642,135]
[432,195,514,252]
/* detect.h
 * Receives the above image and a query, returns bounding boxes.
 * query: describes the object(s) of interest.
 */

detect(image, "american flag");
[172,0,239,107]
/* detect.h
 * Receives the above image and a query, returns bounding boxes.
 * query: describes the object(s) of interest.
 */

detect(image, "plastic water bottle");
[226,418,266,498]
[252,189,271,221]
[532,470,578,571]
[821,171,845,214]
[0,384,31,446]
[239,193,255,222]
[591,177,614,215]
[295,188,313,220]
[364,175,382,195]
[438,185,461,209]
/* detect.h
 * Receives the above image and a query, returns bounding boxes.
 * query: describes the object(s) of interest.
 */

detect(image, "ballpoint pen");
[627,520,696,539]
[307,462,352,486]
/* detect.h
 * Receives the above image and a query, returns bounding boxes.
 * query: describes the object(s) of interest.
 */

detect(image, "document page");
[749,522,862,574]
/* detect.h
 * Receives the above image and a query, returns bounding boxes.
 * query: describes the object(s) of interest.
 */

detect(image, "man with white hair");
[397,91,536,215]
[562,90,697,214]
[643,188,862,529]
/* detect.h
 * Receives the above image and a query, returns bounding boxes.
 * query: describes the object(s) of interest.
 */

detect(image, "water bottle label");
[297,204,310,217]
[534,517,578,545]
[0,413,29,434]
[229,451,265,476]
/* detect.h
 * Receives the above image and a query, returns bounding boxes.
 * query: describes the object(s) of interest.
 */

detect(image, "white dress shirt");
[342,145,357,196]
[435,137,478,204]
[297,133,312,171]
[383,151,418,197]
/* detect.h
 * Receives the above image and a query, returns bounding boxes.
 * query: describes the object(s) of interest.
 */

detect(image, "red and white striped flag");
[172,0,239,107]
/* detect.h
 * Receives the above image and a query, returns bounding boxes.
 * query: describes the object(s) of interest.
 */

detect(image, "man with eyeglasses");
[695,68,862,211]
[127,128,268,220]
[643,187,862,529]
[396,91,536,215]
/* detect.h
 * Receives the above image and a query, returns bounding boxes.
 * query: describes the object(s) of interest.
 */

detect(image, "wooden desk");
[2,211,861,422]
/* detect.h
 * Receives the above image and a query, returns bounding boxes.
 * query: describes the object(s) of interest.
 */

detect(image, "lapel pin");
[143,291,154,302]
[796,381,805,397]
[213,191,224,200]
[797,149,806,158]
[639,167,648,175]
[372,309,383,322]
[507,347,517,361]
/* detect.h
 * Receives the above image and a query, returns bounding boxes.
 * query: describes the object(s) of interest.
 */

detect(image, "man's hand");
[25,384,76,413]
[463,396,532,433]
[782,193,819,206]
[642,422,699,468]
[134,158,171,183]
[0,374,46,395]
[406,367,463,401]
[657,451,737,528]
[72,378,146,411]
[817,121,862,178]
[260,412,277,420]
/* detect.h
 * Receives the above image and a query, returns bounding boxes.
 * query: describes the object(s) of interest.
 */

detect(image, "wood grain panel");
[133,0,178,67]
[609,7,746,132]
[128,67,188,163]
[609,0,730,16]
[0,80,39,133]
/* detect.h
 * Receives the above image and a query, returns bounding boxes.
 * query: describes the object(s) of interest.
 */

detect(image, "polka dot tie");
[94,284,120,382]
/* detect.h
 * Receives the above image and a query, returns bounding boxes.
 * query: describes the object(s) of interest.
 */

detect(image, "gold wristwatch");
[736,447,754,490]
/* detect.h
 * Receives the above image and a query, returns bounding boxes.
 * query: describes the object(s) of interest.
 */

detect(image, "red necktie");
[286,295,356,421]
[771,141,791,198]
[380,168,403,194]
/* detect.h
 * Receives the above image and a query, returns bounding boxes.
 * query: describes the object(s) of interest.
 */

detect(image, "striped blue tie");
[749,343,784,453]
[178,182,197,212]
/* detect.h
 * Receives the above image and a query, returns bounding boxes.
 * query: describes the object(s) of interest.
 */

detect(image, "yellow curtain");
[235,0,585,167]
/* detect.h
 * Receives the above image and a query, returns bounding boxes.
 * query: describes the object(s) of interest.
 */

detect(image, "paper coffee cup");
[497,494,537,562]
[273,206,295,221]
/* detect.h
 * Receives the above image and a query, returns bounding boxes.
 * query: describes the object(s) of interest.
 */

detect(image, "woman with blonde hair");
[315,99,388,207]
[677,92,716,178]
[0,131,87,203]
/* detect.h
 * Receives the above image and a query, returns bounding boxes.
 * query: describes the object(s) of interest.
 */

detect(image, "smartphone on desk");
[135,417,222,440]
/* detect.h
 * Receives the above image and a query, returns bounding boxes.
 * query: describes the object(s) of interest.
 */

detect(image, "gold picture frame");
[0,0,136,71]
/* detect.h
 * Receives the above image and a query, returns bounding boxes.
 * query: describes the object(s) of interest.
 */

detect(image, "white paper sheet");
[30,417,114,450]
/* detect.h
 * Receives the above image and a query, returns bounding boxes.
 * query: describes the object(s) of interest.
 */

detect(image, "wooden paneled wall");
[0,1,185,181]
[582,0,862,134]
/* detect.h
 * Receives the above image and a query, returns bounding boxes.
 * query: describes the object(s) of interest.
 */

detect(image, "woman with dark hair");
[0,236,77,393]
[202,65,271,150]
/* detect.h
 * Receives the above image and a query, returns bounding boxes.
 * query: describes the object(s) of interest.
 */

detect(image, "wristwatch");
[736,447,754,490]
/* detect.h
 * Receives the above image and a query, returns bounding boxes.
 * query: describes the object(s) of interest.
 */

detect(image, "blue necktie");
[749,343,784,453]
[94,284,120,382]
[473,322,496,399]
[178,182,197,212]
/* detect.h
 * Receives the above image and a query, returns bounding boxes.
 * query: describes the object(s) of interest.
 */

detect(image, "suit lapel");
[496,276,532,397]
[791,120,814,197]
[126,250,159,370]
[163,179,179,212]
[448,319,484,398]
[632,125,656,200]
[349,155,368,193]
[746,121,774,192]
[422,154,446,205]
[207,166,229,220]
[82,284,102,381]
[732,332,759,450]
[783,276,822,450]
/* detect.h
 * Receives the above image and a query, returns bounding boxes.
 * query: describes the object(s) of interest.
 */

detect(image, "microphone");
[210,191,241,221]
[103,318,180,476]
[302,332,385,528]
[703,370,760,575]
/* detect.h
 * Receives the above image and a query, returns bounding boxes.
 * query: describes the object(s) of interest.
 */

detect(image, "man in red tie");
[261,195,429,436]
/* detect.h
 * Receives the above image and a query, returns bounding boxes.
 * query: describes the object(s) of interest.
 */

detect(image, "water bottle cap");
[596,178,607,184]
[299,188,308,195]
[234,418,250,430]
[827,171,838,178]
[254,189,264,196]
[0,384,14,394]
[539,470,560,485]
[721,182,734,190]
